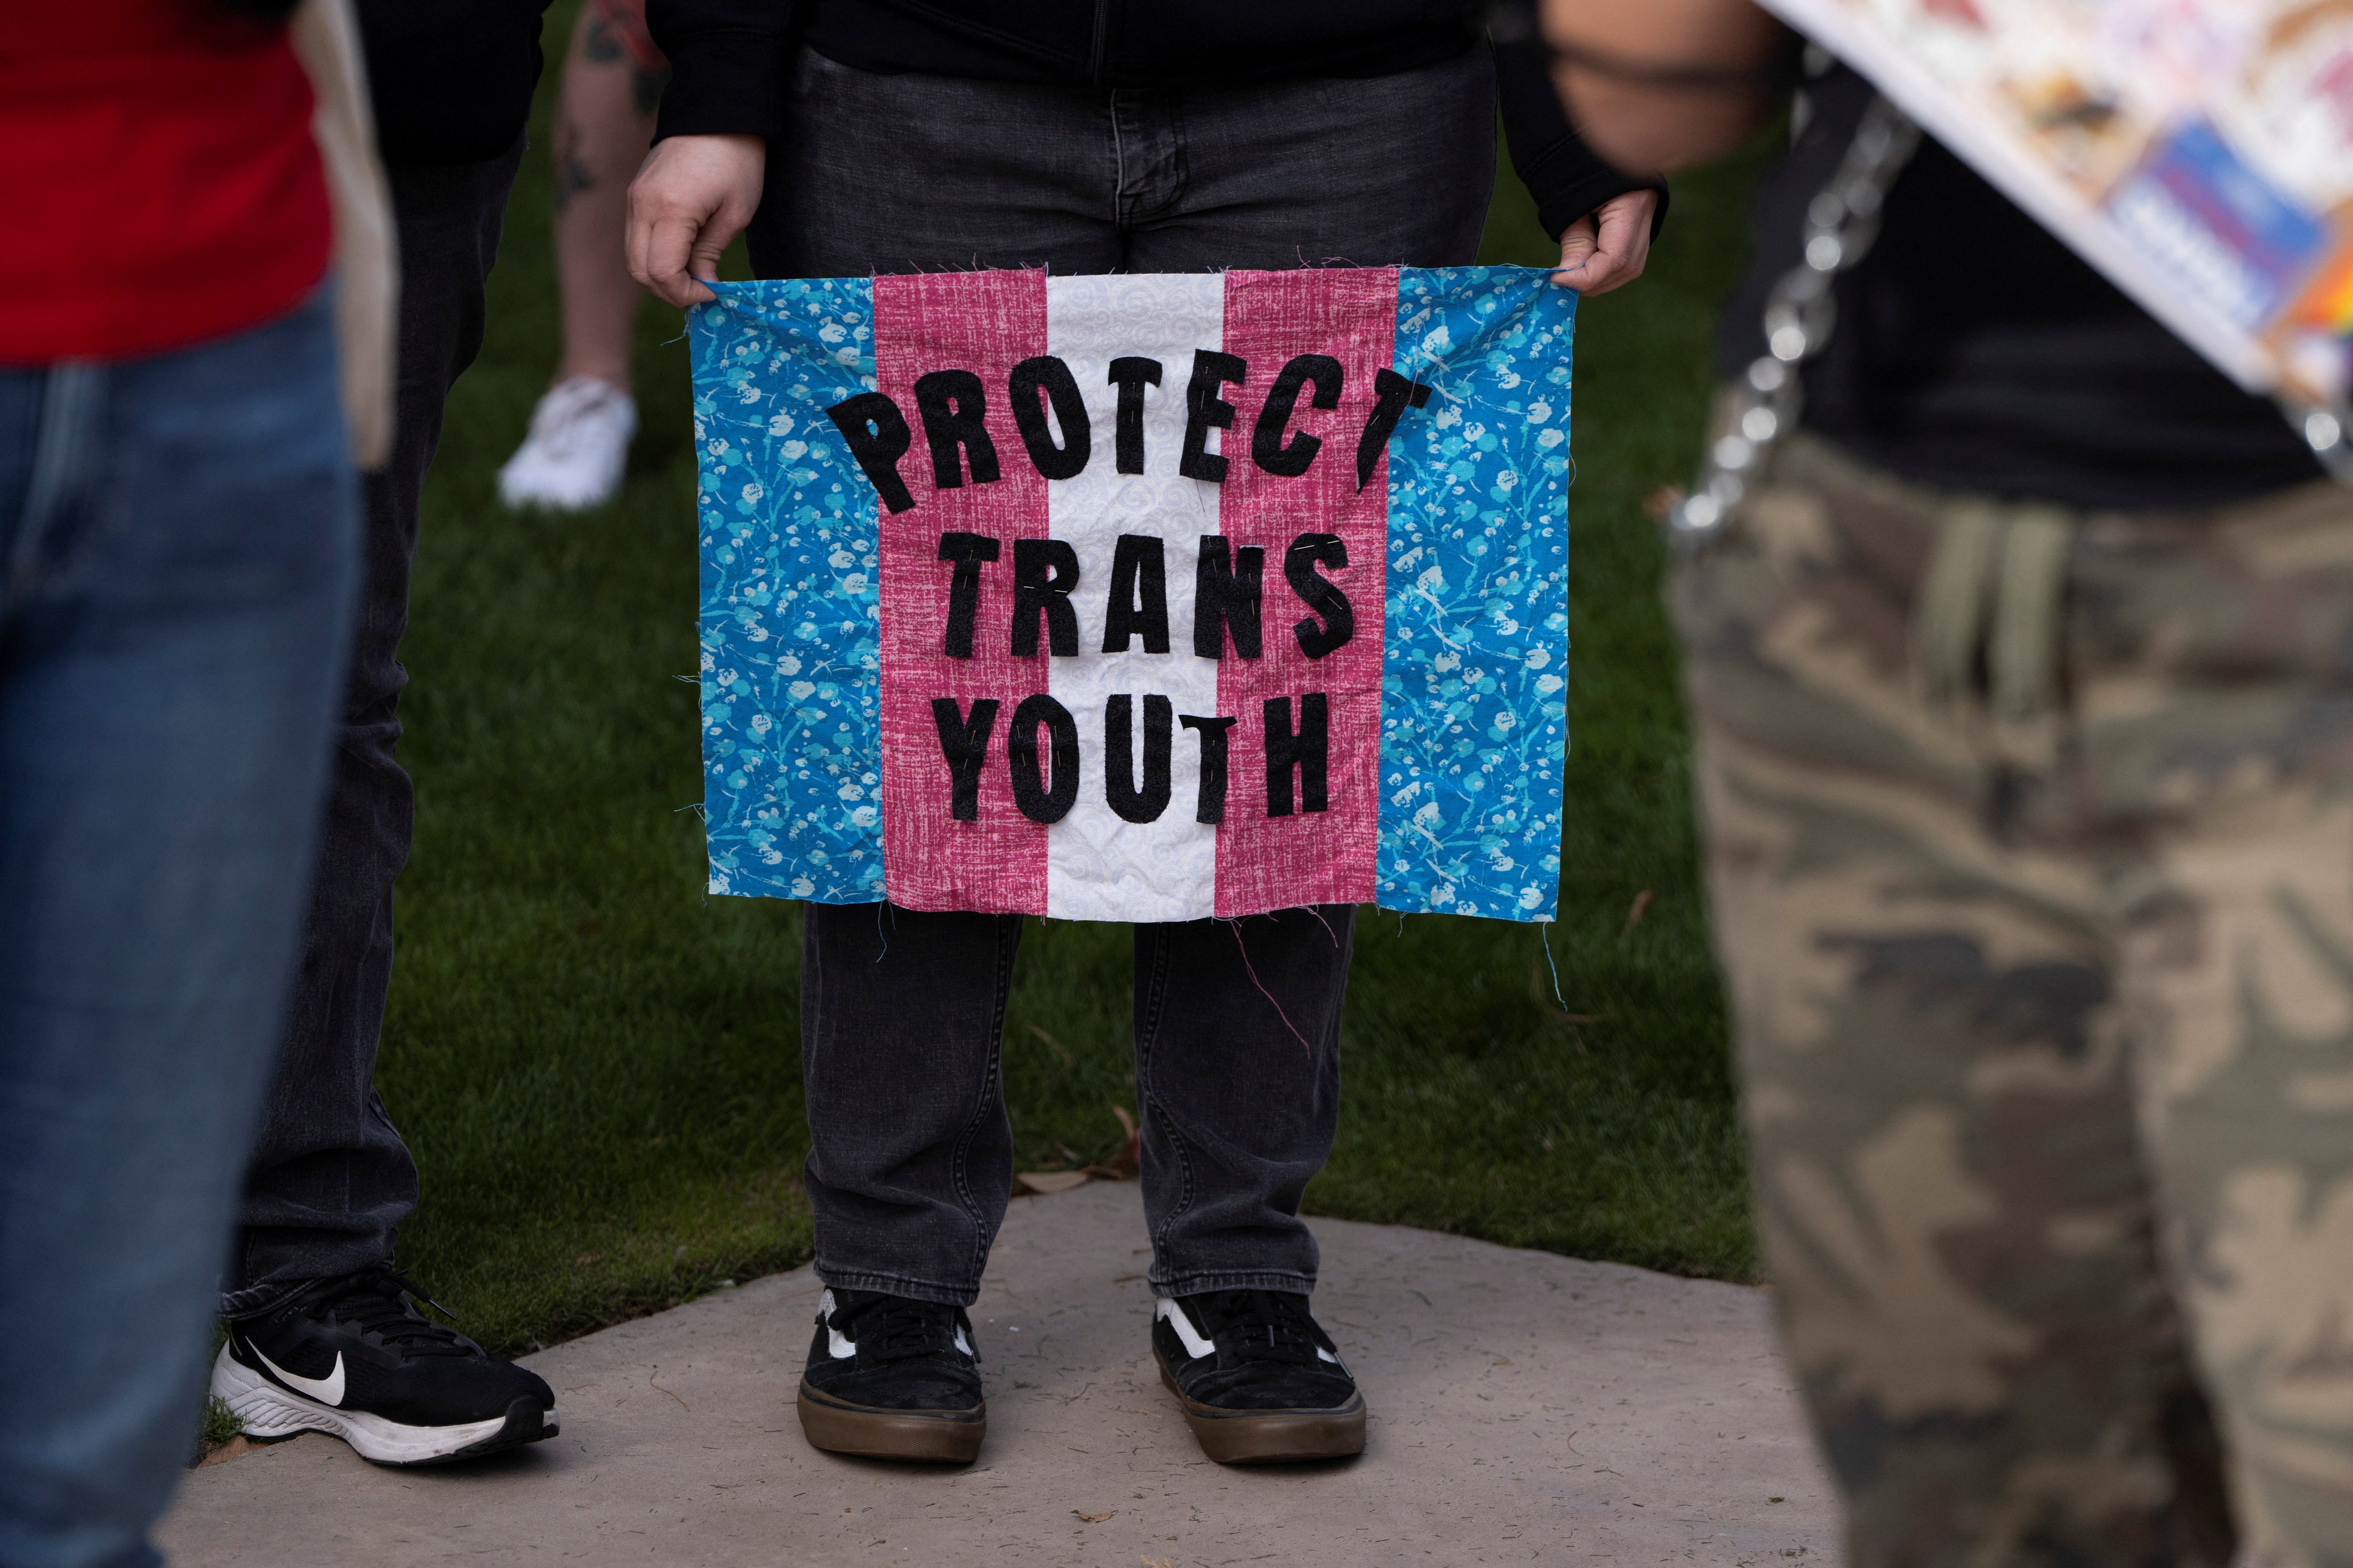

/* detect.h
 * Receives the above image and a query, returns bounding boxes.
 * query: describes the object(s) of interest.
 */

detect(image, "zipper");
[1087,0,1113,84]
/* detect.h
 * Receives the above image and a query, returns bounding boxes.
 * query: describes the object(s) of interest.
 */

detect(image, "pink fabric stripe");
[876,271,1052,915]
[1212,269,1394,916]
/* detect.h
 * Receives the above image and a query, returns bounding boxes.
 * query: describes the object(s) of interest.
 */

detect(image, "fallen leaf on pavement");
[1015,1170,1090,1195]
[1073,1510,1116,1523]
[1081,1105,1143,1180]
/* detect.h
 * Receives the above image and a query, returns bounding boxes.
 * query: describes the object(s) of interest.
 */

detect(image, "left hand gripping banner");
[691,266,1573,923]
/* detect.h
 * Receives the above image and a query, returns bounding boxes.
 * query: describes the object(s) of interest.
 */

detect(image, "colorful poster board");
[1761,0,2353,409]
[688,267,1575,923]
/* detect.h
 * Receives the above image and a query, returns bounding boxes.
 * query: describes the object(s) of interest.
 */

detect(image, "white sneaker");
[498,376,637,512]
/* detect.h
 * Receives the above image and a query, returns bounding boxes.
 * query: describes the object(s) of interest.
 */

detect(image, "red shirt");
[0,2,332,365]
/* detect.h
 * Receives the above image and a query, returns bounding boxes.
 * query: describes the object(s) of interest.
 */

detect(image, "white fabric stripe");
[1043,275,1225,922]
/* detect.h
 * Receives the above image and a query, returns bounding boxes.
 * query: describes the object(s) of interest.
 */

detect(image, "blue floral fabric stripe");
[692,278,887,903]
[1375,267,1574,923]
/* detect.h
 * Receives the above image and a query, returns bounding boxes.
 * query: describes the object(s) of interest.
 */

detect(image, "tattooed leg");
[549,5,666,389]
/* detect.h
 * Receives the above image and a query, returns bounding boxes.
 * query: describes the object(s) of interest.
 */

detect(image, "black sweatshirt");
[645,0,1663,240]
[358,0,552,165]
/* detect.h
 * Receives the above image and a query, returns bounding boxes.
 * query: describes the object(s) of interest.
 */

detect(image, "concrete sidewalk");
[162,1182,1837,1566]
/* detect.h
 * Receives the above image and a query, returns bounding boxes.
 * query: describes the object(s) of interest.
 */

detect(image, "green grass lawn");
[380,11,1766,1356]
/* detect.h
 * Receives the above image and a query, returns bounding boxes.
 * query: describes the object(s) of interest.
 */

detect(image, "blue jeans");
[0,297,356,1568]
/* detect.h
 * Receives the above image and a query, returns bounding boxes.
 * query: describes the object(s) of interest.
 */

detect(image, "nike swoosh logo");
[251,1342,345,1407]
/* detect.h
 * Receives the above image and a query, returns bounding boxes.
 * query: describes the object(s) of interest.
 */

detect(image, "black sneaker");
[211,1269,557,1466]
[1153,1289,1366,1463]
[797,1288,985,1463]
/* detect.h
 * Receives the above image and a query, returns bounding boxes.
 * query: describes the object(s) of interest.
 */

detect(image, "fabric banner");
[689,267,1573,923]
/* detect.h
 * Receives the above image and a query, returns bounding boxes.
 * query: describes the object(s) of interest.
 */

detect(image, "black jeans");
[767,49,1494,1304]
[222,147,523,1316]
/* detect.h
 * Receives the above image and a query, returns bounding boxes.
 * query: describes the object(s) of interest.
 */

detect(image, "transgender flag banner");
[690,266,1573,923]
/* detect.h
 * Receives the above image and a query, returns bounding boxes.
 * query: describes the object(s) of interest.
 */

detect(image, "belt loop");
[1914,501,2005,707]
[1990,506,2074,725]
[6,361,105,612]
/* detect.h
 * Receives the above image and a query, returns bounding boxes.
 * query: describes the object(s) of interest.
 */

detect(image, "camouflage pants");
[1675,433,2353,1568]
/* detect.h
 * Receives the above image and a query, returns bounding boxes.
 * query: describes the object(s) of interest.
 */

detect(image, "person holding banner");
[1543,1,2351,1563]
[626,0,1659,1467]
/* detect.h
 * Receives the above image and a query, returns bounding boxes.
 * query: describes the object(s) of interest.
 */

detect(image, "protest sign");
[1756,0,2353,414]
[689,268,1573,923]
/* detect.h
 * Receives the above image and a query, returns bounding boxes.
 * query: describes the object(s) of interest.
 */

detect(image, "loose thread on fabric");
[1305,905,1340,949]
[1228,919,1314,1054]
[1538,919,1568,1012]
[874,900,889,964]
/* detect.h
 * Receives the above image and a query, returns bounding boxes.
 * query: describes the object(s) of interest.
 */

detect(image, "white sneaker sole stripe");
[210,1343,549,1465]
[1156,1299,1217,1360]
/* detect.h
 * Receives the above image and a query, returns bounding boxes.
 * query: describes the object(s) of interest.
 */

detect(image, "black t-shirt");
[1719,66,2321,510]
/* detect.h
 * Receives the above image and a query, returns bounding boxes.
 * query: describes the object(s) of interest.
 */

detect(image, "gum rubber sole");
[797,1381,985,1464]
[1157,1364,1366,1464]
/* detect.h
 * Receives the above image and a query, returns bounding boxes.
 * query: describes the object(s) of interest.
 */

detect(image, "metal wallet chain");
[1663,93,1921,553]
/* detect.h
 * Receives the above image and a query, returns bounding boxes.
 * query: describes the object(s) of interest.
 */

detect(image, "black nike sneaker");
[1153,1289,1366,1463]
[797,1288,985,1463]
[211,1269,557,1466]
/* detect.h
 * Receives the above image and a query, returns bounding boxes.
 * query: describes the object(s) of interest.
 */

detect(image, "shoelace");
[1194,1290,1327,1367]
[288,1268,476,1358]
[830,1296,966,1365]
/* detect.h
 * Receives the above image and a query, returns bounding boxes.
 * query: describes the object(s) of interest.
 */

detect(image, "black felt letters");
[936,531,1000,659]
[1179,351,1248,482]
[927,693,1338,824]
[860,345,1410,834]
[825,392,918,514]
[1251,354,1343,478]
[1356,367,1433,491]
[1283,533,1353,659]
[1102,534,1171,654]
[1193,536,1263,660]
[1263,694,1330,817]
[1011,538,1081,657]
[1107,357,1163,475]
[1179,714,1238,825]
[1008,355,1091,480]
[914,370,1001,490]
[932,697,999,820]
[830,350,1428,509]
[1105,695,1174,824]
[1007,694,1081,823]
